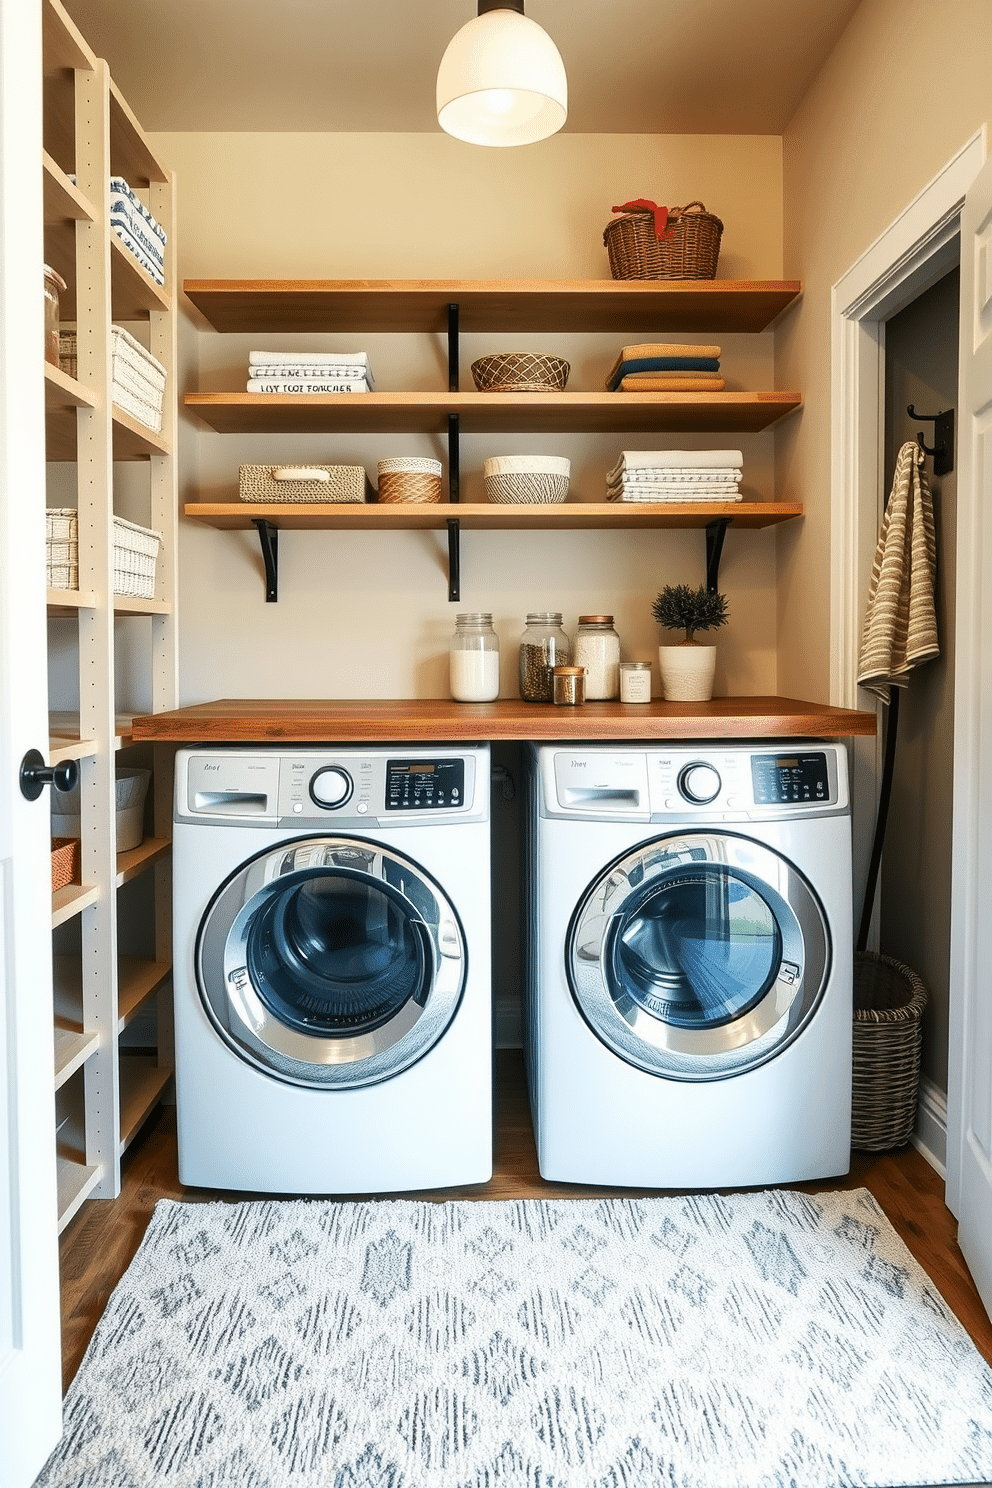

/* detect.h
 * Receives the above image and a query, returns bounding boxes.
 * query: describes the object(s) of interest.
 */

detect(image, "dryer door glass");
[196,838,465,1088]
[568,831,828,1081]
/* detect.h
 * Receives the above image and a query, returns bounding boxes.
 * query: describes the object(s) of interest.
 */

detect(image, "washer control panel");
[750,750,831,804]
[385,757,465,811]
[176,747,485,826]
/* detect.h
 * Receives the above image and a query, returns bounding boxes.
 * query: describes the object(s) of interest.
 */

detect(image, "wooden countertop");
[130,697,875,743]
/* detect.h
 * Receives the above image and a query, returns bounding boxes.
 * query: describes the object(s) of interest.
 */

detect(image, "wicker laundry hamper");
[603,200,723,280]
[851,952,928,1151]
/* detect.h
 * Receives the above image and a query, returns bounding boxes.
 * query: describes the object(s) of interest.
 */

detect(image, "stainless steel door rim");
[196,836,465,1088]
[567,830,829,1081]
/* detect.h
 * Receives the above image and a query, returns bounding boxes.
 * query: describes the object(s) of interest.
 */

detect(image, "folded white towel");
[609,496,740,508]
[613,449,744,472]
[609,467,743,483]
[246,378,370,394]
[607,483,741,498]
[249,350,371,368]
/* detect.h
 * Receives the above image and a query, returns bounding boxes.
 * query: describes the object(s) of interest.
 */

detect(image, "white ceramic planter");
[658,643,717,701]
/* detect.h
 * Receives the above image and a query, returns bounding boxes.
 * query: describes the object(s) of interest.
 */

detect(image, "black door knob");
[19,748,79,802]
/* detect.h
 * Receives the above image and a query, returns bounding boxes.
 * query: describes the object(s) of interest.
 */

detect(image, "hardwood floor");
[58,1051,992,1392]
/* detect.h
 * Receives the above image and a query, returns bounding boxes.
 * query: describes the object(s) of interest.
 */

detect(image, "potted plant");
[651,583,729,700]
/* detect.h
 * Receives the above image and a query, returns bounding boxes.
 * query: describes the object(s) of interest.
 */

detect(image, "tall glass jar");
[519,612,570,702]
[573,614,621,699]
[449,612,500,701]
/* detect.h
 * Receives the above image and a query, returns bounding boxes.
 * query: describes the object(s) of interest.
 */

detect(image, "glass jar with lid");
[519,612,571,702]
[449,612,500,701]
[573,614,621,699]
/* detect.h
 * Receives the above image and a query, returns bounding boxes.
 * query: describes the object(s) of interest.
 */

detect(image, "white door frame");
[830,129,986,1172]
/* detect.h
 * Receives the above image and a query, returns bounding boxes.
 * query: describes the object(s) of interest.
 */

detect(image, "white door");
[0,0,65,1481]
[947,148,992,1316]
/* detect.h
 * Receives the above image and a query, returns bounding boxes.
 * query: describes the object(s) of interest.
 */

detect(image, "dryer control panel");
[537,743,847,822]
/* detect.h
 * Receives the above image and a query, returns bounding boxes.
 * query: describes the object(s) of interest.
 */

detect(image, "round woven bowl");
[377,471,442,504]
[471,352,570,393]
[485,472,569,504]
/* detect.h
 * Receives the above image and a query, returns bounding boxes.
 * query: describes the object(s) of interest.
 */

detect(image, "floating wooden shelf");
[185,499,802,532]
[184,389,802,437]
[184,277,802,335]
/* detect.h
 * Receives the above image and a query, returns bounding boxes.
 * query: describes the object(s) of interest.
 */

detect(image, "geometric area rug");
[35,1188,992,1488]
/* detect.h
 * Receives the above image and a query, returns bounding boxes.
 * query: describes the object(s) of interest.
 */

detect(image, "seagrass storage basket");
[471,352,569,393]
[483,455,570,504]
[113,515,162,599]
[604,201,723,280]
[239,464,372,503]
[851,952,928,1151]
[51,837,80,892]
[376,457,443,504]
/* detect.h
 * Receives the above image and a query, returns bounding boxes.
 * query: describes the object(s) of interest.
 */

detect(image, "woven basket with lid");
[604,200,723,281]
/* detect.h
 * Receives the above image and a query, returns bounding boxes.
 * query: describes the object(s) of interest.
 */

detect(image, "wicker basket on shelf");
[471,352,570,393]
[51,837,80,892]
[603,200,723,281]
[851,952,928,1151]
[376,457,443,504]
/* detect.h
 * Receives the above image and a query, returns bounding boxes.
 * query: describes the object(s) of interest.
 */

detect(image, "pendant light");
[436,0,567,148]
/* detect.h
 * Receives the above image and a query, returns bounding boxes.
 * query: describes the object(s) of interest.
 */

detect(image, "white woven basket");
[239,464,372,504]
[483,455,570,504]
[46,507,78,588]
[113,515,162,599]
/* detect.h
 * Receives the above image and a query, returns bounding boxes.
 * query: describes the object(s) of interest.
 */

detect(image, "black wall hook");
[907,405,954,477]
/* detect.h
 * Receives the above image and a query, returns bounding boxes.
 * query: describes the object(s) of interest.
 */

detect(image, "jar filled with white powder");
[573,615,621,699]
[449,613,500,702]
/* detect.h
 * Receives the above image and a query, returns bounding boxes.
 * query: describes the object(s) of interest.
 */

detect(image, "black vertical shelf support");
[253,518,279,602]
[446,302,461,602]
[705,517,730,593]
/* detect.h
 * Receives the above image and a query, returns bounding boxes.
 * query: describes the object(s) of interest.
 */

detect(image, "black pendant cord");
[856,685,900,954]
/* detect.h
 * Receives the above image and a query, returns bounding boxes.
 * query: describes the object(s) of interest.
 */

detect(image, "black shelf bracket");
[447,407,461,602]
[907,404,954,476]
[705,517,731,593]
[448,302,460,392]
[253,517,279,602]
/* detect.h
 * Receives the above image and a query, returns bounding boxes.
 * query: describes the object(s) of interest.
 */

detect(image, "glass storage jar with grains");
[519,612,571,702]
[573,615,620,699]
[449,612,500,702]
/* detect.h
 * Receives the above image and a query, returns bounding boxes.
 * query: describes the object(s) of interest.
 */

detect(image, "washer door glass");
[196,838,465,1087]
[568,831,829,1081]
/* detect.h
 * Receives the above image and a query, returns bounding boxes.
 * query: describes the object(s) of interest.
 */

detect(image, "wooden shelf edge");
[109,76,170,185]
[182,277,803,335]
[130,696,877,744]
[118,1057,173,1155]
[56,1155,102,1234]
[52,881,99,927]
[184,500,804,533]
[112,403,170,459]
[118,957,171,1029]
[54,1021,100,1090]
[115,835,171,886]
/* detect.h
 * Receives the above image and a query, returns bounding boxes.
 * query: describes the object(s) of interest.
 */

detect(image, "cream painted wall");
[778,0,990,703]
[149,130,784,704]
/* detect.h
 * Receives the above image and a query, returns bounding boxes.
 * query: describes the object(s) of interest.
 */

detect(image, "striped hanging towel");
[857,440,939,703]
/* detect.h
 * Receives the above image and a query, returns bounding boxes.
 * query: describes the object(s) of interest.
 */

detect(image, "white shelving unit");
[43,0,178,1232]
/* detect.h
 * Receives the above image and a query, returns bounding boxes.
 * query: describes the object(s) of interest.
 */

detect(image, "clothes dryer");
[524,742,852,1188]
[173,745,492,1192]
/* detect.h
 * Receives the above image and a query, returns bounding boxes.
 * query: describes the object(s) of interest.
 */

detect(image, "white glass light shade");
[436,9,567,147]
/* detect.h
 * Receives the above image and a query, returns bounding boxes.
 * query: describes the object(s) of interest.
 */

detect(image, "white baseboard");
[912,1076,947,1178]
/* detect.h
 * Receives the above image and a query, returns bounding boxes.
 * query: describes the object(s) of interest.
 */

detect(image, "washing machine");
[524,741,852,1188]
[172,744,492,1193]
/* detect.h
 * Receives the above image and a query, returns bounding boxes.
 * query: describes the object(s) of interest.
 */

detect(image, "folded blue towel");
[607,355,721,391]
